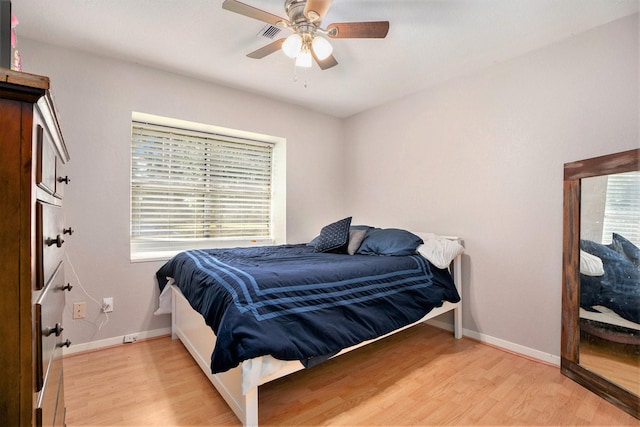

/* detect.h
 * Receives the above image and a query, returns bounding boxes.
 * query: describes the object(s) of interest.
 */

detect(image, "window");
[602,171,640,246]
[130,112,286,261]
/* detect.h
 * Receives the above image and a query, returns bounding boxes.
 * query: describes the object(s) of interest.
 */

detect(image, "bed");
[579,233,640,347]
[155,220,464,426]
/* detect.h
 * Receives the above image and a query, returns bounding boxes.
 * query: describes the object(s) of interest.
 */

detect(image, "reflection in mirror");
[579,172,640,396]
[562,149,640,420]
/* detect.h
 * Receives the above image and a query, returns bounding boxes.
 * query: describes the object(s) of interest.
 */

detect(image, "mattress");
[156,244,460,373]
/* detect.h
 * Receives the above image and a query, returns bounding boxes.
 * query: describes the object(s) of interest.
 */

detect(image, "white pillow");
[416,233,464,269]
[580,250,604,276]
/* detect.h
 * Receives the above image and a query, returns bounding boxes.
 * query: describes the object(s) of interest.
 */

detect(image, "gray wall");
[342,14,639,361]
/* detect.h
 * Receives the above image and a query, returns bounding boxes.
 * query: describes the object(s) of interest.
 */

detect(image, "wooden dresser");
[0,69,72,426]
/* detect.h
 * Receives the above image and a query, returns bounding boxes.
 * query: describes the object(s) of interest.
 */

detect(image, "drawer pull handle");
[63,227,74,235]
[60,283,73,292]
[44,323,63,337]
[59,339,72,348]
[58,176,70,184]
[46,235,64,248]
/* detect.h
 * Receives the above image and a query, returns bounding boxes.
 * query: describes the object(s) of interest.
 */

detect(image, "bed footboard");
[171,286,258,426]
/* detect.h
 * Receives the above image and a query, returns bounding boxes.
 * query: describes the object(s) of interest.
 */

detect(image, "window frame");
[130,112,286,262]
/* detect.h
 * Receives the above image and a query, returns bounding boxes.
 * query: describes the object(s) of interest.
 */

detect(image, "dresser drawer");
[35,359,64,427]
[35,263,66,393]
[54,157,69,199]
[36,123,57,197]
[36,201,65,290]
[35,107,69,200]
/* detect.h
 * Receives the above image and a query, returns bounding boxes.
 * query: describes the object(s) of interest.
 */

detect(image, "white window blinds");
[602,171,640,246]
[131,120,275,256]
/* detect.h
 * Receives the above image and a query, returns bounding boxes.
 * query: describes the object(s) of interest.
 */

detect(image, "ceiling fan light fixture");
[311,35,333,60]
[222,0,390,71]
[295,45,313,68]
[282,33,302,58]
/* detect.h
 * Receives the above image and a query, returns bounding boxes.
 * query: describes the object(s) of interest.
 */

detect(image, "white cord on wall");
[65,252,109,331]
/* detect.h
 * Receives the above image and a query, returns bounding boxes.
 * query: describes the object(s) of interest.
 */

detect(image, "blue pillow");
[580,239,640,323]
[609,233,640,268]
[314,217,352,253]
[356,228,423,256]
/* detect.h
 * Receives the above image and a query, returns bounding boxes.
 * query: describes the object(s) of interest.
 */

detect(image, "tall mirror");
[562,148,639,419]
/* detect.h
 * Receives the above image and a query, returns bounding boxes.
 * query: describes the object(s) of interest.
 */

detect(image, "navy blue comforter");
[156,244,460,373]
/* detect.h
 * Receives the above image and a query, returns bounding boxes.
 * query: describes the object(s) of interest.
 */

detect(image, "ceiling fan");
[222,0,390,70]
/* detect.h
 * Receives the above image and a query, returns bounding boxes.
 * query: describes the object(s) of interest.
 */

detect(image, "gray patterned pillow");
[314,217,352,253]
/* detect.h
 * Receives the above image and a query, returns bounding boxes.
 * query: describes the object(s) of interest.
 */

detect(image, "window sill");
[130,238,277,263]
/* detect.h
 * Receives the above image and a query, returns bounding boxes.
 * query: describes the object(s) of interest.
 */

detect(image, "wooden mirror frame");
[561,148,640,419]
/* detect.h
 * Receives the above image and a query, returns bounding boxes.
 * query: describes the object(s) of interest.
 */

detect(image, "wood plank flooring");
[63,324,640,426]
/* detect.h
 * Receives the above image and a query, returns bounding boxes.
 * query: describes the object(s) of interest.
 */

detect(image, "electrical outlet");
[123,334,138,343]
[72,302,86,319]
[102,297,114,313]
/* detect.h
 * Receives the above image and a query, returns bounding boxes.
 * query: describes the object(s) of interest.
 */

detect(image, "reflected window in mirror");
[602,171,640,245]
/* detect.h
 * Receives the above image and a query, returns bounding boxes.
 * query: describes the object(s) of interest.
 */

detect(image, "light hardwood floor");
[63,324,640,426]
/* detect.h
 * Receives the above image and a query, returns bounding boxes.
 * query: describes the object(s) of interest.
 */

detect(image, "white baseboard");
[65,322,561,368]
[426,319,560,366]
[63,327,172,357]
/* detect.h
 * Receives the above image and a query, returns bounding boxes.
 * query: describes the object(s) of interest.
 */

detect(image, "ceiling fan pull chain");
[292,62,309,89]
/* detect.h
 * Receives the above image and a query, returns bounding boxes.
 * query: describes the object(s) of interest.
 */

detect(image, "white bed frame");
[168,239,463,427]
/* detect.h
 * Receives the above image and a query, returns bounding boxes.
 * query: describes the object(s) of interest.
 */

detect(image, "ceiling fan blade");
[327,21,389,38]
[312,51,338,70]
[304,0,333,23]
[246,38,286,59]
[222,0,289,27]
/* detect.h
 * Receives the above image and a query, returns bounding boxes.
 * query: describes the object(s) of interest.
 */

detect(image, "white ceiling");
[12,0,639,118]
